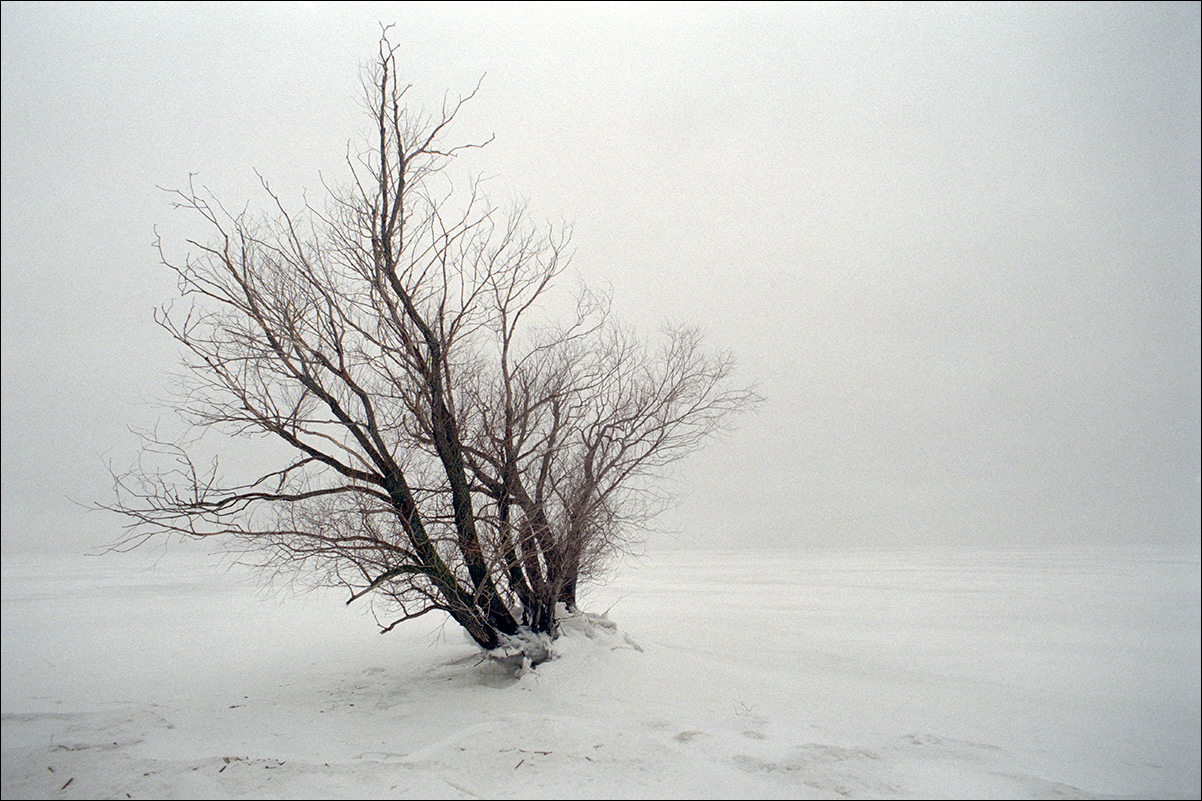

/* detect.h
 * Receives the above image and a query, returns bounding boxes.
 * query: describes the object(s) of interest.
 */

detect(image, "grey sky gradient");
[2,2,1199,553]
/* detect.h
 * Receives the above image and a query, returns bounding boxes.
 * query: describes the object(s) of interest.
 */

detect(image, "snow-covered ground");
[2,544,1199,799]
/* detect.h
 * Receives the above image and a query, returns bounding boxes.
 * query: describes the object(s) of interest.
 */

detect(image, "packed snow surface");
[3,545,1199,798]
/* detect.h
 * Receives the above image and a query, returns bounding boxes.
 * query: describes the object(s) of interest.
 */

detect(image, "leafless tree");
[107,31,757,662]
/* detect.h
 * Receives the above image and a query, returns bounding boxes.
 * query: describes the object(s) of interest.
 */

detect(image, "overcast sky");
[2,2,1199,554]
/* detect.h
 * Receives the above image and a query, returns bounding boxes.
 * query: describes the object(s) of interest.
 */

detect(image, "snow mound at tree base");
[487,606,642,675]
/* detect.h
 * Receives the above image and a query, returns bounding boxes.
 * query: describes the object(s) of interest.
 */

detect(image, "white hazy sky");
[2,2,1199,554]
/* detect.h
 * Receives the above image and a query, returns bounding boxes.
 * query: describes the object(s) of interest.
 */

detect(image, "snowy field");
[2,544,1199,799]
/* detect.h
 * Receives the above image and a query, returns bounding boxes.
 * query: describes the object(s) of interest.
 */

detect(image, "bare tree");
[108,31,757,663]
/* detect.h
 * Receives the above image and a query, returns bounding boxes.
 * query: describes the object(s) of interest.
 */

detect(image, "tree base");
[485,606,642,675]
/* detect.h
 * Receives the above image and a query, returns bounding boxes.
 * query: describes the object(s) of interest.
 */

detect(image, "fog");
[2,2,1199,554]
